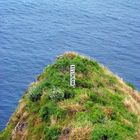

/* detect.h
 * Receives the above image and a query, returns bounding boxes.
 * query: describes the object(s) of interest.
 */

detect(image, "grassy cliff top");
[0,52,140,140]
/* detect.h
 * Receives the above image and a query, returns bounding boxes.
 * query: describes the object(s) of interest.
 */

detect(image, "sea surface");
[0,0,140,131]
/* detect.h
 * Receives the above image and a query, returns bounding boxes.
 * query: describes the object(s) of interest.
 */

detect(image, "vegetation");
[126,82,136,90]
[48,87,64,102]
[44,126,61,140]
[0,52,140,140]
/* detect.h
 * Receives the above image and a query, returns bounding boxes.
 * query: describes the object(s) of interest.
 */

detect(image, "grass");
[126,82,136,90]
[0,52,140,140]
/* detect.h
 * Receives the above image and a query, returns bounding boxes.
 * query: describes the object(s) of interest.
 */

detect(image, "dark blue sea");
[0,0,140,131]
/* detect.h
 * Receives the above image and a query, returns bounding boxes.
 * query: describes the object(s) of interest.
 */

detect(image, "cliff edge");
[0,52,140,140]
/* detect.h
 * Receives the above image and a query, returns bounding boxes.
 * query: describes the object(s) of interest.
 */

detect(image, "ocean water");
[0,0,140,131]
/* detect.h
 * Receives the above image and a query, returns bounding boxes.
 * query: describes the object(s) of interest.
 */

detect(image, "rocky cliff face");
[0,52,140,140]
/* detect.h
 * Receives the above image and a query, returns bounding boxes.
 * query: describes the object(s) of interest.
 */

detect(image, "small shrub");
[126,82,136,90]
[28,85,42,102]
[48,103,66,119]
[123,112,138,125]
[88,92,107,105]
[95,78,105,88]
[64,89,75,99]
[85,101,94,109]
[48,87,64,102]
[97,81,105,88]
[108,93,123,108]
[87,60,102,73]
[76,79,93,88]
[54,57,70,72]
[71,56,88,73]
[108,76,117,86]
[76,62,88,73]
[91,107,105,124]
[39,105,49,121]
[89,92,98,102]
[40,102,66,121]
[91,124,121,140]
[29,92,41,102]
[76,112,92,126]
[91,121,134,140]
[28,81,47,102]
[44,126,61,140]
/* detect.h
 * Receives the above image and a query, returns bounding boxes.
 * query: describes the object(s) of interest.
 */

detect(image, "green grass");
[44,126,61,140]
[0,52,139,140]
[126,82,136,90]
